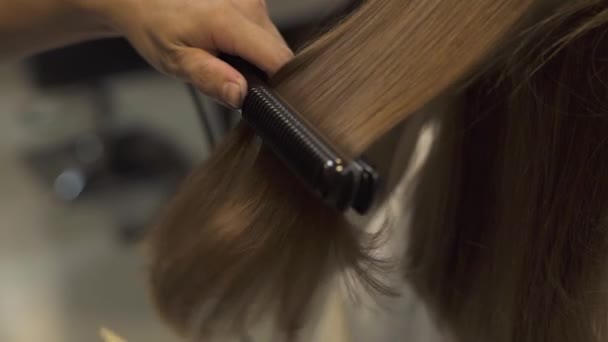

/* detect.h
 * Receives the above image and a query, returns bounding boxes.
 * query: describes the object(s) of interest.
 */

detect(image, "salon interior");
[0,1,360,341]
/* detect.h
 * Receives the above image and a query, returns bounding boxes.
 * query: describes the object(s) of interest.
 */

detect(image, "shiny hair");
[409,1,608,340]
[146,0,608,340]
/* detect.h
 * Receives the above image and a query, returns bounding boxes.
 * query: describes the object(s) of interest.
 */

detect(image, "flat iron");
[220,54,379,215]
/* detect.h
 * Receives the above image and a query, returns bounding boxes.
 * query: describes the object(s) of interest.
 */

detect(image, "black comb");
[220,54,378,215]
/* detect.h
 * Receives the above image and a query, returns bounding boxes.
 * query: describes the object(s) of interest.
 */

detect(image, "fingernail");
[222,82,245,109]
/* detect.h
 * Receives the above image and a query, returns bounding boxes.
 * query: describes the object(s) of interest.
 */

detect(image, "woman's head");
[146,0,608,340]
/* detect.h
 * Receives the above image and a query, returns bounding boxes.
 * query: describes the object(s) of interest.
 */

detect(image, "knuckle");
[209,6,235,36]
[160,47,186,78]
[210,21,237,54]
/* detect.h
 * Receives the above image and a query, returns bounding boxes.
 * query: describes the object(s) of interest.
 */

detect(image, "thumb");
[175,47,248,109]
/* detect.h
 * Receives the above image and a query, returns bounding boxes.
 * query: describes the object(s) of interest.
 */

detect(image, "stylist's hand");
[90,0,293,108]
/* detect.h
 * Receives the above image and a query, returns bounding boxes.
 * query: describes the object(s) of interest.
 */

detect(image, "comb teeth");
[242,86,345,202]
[243,88,326,185]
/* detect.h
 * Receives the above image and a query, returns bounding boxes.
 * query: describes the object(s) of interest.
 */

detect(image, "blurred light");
[53,168,86,201]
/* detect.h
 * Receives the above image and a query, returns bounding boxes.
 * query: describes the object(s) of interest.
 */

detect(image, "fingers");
[230,0,267,26]
[213,9,293,76]
[256,15,286,45]
[140,0,293,108]
[175,47,248,108]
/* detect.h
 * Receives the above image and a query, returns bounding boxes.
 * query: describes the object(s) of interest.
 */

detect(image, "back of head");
[408,1,608,341]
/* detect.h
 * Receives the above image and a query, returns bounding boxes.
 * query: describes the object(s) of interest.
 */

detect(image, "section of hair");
[407,1,608,341]
[146,0,538,338]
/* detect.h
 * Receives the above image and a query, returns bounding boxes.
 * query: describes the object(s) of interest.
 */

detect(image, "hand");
[86,0,293,108]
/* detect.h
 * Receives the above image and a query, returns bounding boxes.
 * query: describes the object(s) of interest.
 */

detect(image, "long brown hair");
[408,1,608,341]
[146,0,608,340]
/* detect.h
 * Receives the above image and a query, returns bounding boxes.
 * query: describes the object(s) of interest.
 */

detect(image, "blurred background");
[0,1,354,341]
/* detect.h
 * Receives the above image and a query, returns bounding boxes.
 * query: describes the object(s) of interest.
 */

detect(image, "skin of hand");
[78,0,294,108]
[0,0,293,108]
